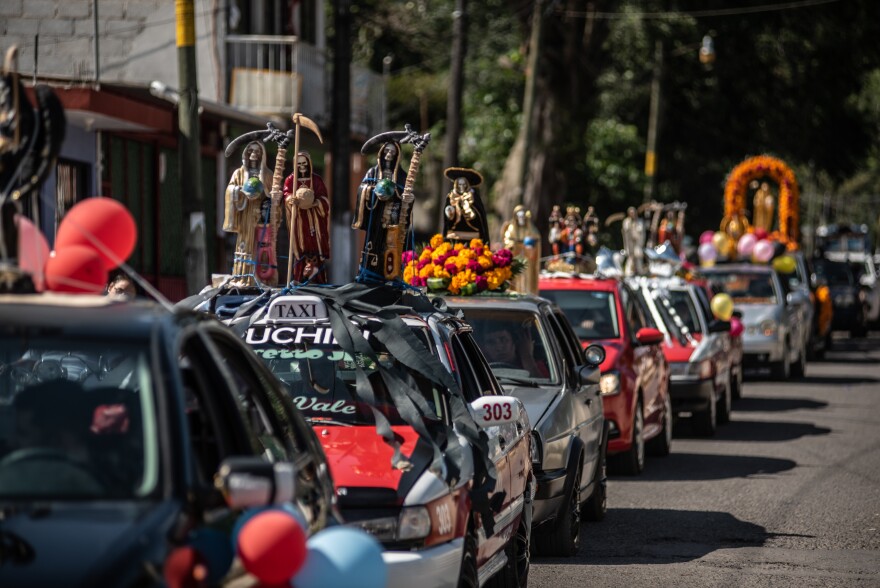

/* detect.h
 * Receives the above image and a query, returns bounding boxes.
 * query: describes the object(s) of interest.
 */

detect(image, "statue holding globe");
[224,141,274,280]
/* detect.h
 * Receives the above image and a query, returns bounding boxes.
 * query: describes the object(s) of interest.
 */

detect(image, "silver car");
[443,293,606,558]
[704,264,808,380]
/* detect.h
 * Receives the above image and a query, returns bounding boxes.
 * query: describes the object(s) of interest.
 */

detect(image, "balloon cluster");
[164,507,388,588]
[16,197,137,294]
[709,292,743,338]
[697,228,797,274]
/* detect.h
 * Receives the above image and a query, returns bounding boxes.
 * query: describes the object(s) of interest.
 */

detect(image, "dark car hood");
[501,385,562,430]
[0,500,180,587]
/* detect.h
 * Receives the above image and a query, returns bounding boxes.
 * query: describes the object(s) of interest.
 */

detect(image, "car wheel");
[612,400,645,475]
[457,528,479,588]
[693,388,717,437]
[771,342,791,381]
[717,379,732,425]
[582,439,608,522]
[534,465,581,557]
[488,492,531,588]
[730,366,743,400]
[647,391,672,457]
[790,344,806,378]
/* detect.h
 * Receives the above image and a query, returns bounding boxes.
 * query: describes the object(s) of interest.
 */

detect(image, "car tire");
[612,400,645,475]
[771,342,791,381]
[730,366,743,400]
[693,389,717,437]
[790,344,806,378]
[534,465,581,557]
[582,440,608,522]
[457,528,479,588]
[488,491,531,588]
[717,379,732,425]
[647,391,672,457]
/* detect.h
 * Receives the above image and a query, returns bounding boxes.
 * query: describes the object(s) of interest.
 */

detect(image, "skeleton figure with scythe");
[353,125,430,281]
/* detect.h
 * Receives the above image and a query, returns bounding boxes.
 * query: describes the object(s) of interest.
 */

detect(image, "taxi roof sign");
[266,295,329,324]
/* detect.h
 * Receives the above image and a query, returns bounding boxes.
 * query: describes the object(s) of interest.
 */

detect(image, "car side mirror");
[635,327,664,346]
[576,364,600,385]
[583,344,606,368]
[470,396,522,427]
[217,457,296,509]
[786,291,807,305]
[708,319,731,333]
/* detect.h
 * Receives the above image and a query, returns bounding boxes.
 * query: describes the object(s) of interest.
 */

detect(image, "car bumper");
[741,334,784,361]
[669,376,714,413]
[384,538,464,588]
[533,467,567,526]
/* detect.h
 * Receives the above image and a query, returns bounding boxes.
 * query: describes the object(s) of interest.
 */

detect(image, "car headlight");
[397,506,431,541]
[759,319,778,337]
[600,372,620,395]
[529,431,542,465]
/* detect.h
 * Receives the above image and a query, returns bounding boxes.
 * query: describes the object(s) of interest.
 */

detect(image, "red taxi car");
[540,275,671,475]
[233,288,533,588]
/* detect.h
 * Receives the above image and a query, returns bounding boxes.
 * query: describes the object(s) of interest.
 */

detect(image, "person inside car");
[482,324,549,378]
[105,272,138,299]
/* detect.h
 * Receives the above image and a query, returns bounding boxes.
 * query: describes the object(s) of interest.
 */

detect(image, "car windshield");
[814,261,853,286]
[707,272,777,303]
[457,308,558,385]
[640,288,692,345]
[246,323,448,426]
[540,289,620,340]
[666,290,702,334]
[0,336,159,500]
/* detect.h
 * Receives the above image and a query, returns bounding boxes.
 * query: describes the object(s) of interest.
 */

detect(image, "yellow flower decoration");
[430,234,445,249]
[478,256,493,270]
[419,249,433,262]
[418,265,433,279]
[453,243,464,251]
[403,264,416,282]
[457,248,476,260]
[469,238,484,250]
[433,265,451,279]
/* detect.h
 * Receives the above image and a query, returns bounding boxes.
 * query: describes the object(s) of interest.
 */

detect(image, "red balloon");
[15,214,50,291]
[237,510,307,585]
[163,546,209,588]
[55,197,137,271]
[754,228,768,240]
[45,245,108,294]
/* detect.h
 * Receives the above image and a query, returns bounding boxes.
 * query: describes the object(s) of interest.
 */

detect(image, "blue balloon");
[293,527,386,588]
[189,527,234,583]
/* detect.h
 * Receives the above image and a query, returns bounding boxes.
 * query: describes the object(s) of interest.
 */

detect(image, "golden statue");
[752,181,775,232]
[501,205,541,294]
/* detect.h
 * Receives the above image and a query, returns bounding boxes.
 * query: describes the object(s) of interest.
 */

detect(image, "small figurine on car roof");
[442,167,490,245]
[283,151,330,284]
[501,205,541,294]
[353,125,430,282]
[622,206,646,276]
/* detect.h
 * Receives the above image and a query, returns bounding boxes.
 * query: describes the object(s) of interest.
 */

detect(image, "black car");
[0,294,337,587]
[813,258,867,336]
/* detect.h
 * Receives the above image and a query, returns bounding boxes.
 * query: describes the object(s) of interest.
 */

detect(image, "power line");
[557,0,842,20]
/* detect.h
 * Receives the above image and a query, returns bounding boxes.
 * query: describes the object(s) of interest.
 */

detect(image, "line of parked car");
[0,253,859,588]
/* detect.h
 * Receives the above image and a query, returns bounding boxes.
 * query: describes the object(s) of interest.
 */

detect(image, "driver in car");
[482,324,549,378]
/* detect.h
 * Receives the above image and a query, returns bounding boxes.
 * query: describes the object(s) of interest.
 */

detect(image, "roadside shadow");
[734,396,828,412]
[797,375,880,385]
[627,452,796,481]
[537,508,789,564]
[674,418,831,442]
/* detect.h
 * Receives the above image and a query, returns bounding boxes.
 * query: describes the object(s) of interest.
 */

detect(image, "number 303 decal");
[482,402,512,422]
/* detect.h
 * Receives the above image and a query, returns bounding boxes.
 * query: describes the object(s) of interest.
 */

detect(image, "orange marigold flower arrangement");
[402,234,524,295]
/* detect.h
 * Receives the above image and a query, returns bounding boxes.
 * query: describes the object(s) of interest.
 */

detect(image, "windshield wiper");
[496,375,540,387]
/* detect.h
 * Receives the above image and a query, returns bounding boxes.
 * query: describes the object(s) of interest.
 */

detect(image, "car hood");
[0,500,179,587]
[500,385,562,430]
[736,303,780,325]
[317,425,426,502]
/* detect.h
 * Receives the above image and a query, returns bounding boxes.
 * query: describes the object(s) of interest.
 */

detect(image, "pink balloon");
[736,233,757,259]
[15,214,50,292]
[699,230,715,245]
[730,316,744,338]
[752,239,774,263]
[698,242,718,262]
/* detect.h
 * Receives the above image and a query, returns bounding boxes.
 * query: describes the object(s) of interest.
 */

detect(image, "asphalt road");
[530,332,880,588]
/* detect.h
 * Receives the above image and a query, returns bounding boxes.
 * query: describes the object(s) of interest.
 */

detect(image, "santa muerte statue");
[546,205,596,274]
[501,205,541,294]
[353,124,430,281]
[442,167,490,244]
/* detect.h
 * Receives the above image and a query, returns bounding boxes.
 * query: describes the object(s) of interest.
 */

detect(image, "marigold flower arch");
[723,155,800,248]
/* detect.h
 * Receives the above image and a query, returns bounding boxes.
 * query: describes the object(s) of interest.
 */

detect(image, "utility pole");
[441,0,468,229]
[176,0,207,293]
[518,0,544,207]
[330,0,352,283]
[643,40,663,203]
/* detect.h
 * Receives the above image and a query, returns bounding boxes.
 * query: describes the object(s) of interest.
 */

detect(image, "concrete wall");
[1,0,225,101]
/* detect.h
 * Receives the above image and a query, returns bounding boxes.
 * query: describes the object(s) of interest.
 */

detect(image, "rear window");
[246,323,448,427]
[540,289,620,340]
[707,272,777,303]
